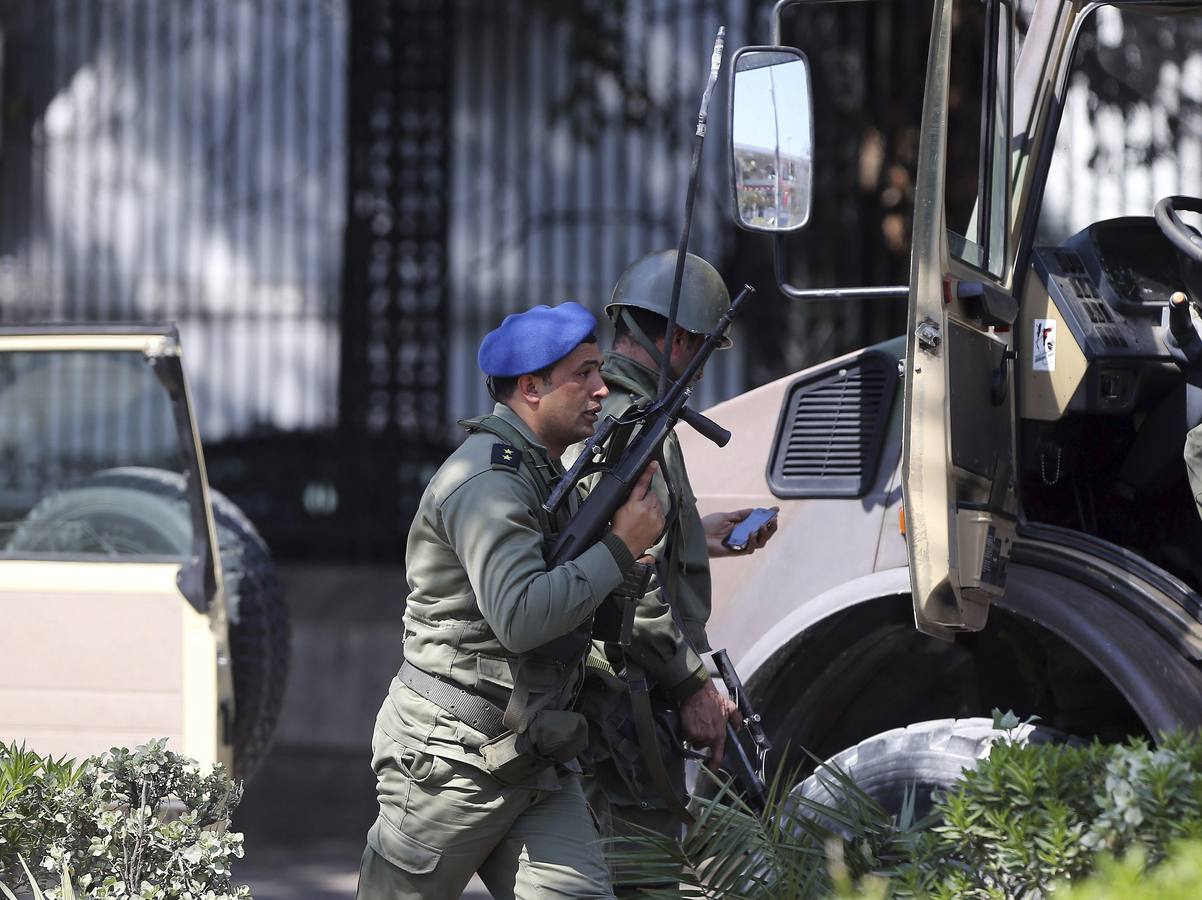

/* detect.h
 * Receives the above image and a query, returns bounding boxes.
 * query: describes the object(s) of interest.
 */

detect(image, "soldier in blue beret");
[358,302,665,899]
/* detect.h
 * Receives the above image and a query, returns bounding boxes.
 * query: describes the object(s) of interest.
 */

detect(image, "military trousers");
[358,745,614,900]
[584,756,686,897]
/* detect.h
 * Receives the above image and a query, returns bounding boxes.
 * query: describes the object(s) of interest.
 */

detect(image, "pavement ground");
[232,748,489,899]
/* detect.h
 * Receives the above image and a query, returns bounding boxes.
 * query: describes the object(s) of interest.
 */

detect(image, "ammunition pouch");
[480,709,588,785]
[578,655,685,804]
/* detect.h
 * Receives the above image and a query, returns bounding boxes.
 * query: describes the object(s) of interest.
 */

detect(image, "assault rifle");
[713,648,771,813]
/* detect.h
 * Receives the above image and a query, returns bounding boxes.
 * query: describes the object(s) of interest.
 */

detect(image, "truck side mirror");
[729,46,814,234]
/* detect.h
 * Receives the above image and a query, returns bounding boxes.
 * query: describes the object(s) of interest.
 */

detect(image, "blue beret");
[478,302,598,377]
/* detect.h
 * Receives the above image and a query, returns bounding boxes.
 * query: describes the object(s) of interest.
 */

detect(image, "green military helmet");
[606,250,732,349]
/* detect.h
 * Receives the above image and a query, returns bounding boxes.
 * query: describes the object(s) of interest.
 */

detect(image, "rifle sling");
[626,658,695,825]
[620,443,695,823]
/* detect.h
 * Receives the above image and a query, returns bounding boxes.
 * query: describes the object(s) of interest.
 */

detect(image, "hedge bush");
[1053,839,1202,899]
[616,724,1202,899]
[893,731,1202,898]
[0,740,250,900]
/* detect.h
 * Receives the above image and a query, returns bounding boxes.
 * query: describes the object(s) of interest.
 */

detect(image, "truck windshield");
[1038,7,1202,245]
[0,350,192,561]
[946,0,1015,279]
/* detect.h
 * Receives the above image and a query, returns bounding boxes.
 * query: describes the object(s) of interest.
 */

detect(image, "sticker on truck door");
[1033,319,1056,371]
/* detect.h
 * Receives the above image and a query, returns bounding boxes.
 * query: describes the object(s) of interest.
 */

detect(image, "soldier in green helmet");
[356,301,665,900]
[572,250,780,894]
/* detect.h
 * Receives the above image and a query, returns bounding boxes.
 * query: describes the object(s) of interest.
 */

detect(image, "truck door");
[903,0,1019,639]
[0,330,233,770]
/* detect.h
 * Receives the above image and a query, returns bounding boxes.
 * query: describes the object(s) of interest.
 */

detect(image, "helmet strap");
[618,308,667,370]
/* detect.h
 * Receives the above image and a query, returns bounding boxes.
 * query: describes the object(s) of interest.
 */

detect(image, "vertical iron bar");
[282,0,297,425]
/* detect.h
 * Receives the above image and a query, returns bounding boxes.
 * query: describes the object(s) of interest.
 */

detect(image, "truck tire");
[794,717,1062,823]
[7,467,289,781]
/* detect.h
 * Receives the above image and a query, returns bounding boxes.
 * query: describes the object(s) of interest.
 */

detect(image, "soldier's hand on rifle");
[681,679,743,770]
[611,463,666,558]
[704,507,780,558]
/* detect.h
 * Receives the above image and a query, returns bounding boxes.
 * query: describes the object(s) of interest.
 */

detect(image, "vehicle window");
[774,0,935,303]
[1038,7,1202,245]
[946,0,1014,278]
[0,350,192,561]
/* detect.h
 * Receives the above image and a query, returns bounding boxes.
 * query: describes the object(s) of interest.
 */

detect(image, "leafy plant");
[0,744,88,881]
[0,739,250,900]
[893,730,1202,899]
[1053,840,1202,900]
[614,726,1202,900]
[1,855,76,900]
[610,756,924,899]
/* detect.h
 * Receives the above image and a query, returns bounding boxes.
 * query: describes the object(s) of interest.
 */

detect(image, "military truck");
[686,0,1202,802]
[0,325,288,780]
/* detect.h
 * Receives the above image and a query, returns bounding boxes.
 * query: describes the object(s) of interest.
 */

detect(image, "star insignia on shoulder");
[491,443,521,471]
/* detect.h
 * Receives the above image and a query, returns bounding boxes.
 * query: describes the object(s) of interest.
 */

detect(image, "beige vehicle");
[687,0,1202,802]
[0,325,287,778]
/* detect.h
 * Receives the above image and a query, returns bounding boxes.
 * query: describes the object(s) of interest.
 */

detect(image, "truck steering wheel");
[1154,195,1202,263]
[1151,196,1202,370]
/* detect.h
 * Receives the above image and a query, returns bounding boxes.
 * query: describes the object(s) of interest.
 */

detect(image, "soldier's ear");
[672,327,700,352]
[516,373,543,404]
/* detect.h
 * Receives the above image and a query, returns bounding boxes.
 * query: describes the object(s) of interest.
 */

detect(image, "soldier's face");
[535,342,608,451]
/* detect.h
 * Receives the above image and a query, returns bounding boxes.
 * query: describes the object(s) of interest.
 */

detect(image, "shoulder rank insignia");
[491,443,521,471]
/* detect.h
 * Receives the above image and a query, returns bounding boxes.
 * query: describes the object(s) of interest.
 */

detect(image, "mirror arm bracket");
[773,235,908,300]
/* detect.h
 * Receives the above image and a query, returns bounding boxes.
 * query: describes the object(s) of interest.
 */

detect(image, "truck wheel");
[7,467,289,781]
[6,486,192,555]
[794,717,1062,823]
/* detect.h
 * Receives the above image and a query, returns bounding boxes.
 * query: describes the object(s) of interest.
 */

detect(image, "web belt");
[399,660,508,739]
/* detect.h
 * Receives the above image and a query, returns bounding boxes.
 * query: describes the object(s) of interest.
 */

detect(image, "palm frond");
[611,749,923,900]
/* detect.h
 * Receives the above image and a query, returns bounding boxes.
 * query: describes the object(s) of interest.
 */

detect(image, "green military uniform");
[574,352,715,891]
[1186,422,1202,524]
[358,402,634,900]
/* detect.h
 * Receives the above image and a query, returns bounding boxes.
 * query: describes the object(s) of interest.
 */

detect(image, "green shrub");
[0,744,88,881]
[608,760,922,899]
[614,727,1202,899]
[1052,841,1202,899]
[893,731,1202,898]
[0,739,250,900]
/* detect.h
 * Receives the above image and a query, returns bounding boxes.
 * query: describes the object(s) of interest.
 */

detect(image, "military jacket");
[376,403,629,781]
[579,351,713,700]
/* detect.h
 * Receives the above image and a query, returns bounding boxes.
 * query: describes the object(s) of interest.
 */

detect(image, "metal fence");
[0,0,347,443]
[441,0,752,433]
[1,1,1197,559]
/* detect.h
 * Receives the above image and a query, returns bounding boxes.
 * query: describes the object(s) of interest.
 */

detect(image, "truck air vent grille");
[768,350,900,498]
[1054,250,1087,275]
[1096,324,1129,349]
[1069,275,1099,300]
[1082,300,1114,324]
